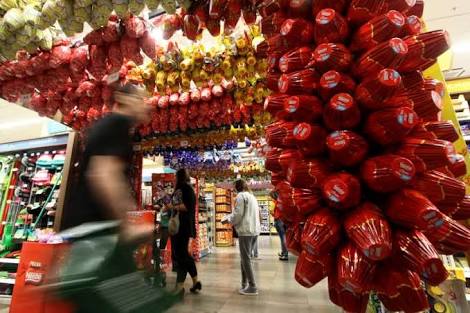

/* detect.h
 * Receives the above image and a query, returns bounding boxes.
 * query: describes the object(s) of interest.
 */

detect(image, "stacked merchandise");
[0,15,270,140]
[214,187,233,247]
[0,151,64,246]
[260,0,470,312]
[0,14,159,128]
[139,126,265,153]
[0,142,66,299]
[0,0,261,60]
[131,28,271,138]
[197,193,210,258]
[203,183,216,249]
[254,191,272,234]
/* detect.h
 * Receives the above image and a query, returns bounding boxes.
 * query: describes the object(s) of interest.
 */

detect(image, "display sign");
[0,134,69,154]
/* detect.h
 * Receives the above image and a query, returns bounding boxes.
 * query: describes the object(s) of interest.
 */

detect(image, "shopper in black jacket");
[167,168,201,296]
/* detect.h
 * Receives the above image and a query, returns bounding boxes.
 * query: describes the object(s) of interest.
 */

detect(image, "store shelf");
[0,258,19,264]
[464,135,470,142]
[216,242,233,247]
[0,278,15,285]
[0,295,11,305]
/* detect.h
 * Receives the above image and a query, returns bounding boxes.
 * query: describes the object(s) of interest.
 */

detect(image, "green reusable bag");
[47,221,177,313]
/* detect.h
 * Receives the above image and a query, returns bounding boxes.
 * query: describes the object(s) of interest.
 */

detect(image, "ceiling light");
[452,41,470,54]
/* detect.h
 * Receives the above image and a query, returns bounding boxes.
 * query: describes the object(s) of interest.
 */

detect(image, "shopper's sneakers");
[239,286,258,296]
[279,254,289,261]
[190,281,202,293]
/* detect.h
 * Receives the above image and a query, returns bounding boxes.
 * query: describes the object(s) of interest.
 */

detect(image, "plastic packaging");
[322,173,361,210]
[301,208,341,256]
[326,130,368,167]
[323,93,361,130]
[361,154,415,192]
[344,202,392,260]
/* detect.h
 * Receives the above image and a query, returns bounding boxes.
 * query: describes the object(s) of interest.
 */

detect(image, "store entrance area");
[165,237,338,313]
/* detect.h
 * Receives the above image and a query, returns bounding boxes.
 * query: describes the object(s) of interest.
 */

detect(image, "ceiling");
[424,0,470,78]
[0,99,69,144]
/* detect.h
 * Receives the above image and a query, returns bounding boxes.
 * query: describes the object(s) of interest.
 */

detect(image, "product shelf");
[0,258,19,265]
[0,294,11,305]
[0,278,15,285]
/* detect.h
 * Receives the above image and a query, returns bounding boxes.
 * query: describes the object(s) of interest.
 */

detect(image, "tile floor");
[2,237,340,313]
[165,236,341,313]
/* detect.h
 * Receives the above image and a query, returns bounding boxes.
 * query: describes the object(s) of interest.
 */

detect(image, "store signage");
[25,260,45,285]
[0,134,68,154]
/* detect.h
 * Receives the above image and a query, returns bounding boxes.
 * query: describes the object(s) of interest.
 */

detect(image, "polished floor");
[165,236,341,313]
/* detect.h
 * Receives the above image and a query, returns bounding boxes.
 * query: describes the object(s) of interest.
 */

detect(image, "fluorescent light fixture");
[0,117,46,130]
[452,41,470,54]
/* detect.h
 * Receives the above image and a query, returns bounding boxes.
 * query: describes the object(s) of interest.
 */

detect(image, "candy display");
[145,142,268,180]
[139,124,265,152]
[0,0,264,60]
[0,14,271,141]
[260,1,470,312]
[125,27,272,137]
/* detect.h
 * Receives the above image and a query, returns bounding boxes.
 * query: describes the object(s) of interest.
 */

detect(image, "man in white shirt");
[224,179,261,295]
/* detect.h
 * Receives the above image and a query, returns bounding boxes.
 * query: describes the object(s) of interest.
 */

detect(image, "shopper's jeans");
[171,234,197,283]
[239,236,257,288]
[251,236,259,258]
[274,219,288,256]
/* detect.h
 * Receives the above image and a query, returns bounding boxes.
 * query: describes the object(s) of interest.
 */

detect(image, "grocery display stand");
[0,133,76,303]
[253,190,275,235]
[197,188,211,258]
[203,183,216,251]
[215,188,234,247]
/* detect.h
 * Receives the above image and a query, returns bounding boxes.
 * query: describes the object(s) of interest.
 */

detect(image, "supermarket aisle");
[166,236,340,313]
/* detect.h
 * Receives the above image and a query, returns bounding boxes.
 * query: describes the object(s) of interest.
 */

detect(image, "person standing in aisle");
[167,168,201,296]
[270,191,288,261]
[224,179,261,296]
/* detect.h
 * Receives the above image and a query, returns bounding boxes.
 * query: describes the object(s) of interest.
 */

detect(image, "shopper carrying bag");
[223,179,261,296]
[54,83,177,313]
[167,169,201,296]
